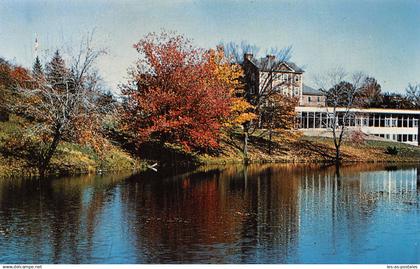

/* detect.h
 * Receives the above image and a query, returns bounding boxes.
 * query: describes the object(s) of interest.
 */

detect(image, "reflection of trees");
[120,168,247,263]
[121,164,301,263]
[0,172,131,263]
[237,165,301,263]
[0,164,418,263]
[0,177,85,263]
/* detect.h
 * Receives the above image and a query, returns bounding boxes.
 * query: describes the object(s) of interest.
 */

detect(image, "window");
[414,119,418,127]
[308,96,312,102]
[363,118,369,126]
[398,118,403,127]
[408,134,413,142]
[295,76,299,82]
[385,118,391,127]
[392,118,397,127]
[317,96,321,102]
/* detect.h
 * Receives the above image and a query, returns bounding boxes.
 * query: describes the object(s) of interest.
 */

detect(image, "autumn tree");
[325,81,354,107]
[121,32,234,152]
[357,76,382,108]
[0,58,33,121]
[209,46,256,159]
[0,58,14,121]
[262,93,298,154]
[9,36,108,177]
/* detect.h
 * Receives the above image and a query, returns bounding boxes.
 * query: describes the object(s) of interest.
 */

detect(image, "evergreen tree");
[45,50,69,90]
[32,56,44,78]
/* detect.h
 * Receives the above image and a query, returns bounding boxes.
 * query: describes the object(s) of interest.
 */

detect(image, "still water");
[0,164,419,264]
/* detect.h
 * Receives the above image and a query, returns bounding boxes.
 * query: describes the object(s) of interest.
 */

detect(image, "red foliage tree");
[121,32,233,151]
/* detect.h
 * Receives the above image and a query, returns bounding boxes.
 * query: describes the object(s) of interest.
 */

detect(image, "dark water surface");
[0,164,419,264]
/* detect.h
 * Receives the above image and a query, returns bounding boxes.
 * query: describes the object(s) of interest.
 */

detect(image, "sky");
[0,0,419,94]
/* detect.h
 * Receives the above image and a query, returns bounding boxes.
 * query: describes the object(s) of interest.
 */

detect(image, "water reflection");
[0,164,418,263]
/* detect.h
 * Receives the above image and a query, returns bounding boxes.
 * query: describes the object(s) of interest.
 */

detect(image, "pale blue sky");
[1,0,419,93]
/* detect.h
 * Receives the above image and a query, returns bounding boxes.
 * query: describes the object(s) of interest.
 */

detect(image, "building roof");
[248,57,304,73]
[302,84,324,96]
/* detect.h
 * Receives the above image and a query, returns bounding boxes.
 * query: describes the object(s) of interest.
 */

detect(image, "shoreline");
[1,135,420,178]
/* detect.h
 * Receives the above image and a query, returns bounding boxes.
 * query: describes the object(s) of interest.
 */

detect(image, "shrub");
[385,146,398,155]
[349,130,365,145]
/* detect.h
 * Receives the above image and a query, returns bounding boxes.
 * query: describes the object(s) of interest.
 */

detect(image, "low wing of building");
[301,85,326,107]
[296,106,420,146]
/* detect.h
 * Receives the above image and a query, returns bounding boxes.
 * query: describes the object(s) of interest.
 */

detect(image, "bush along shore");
[0,115,142,178]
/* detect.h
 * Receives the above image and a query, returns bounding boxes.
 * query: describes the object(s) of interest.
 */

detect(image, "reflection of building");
[296,107,420,146]
[359,169,418,194]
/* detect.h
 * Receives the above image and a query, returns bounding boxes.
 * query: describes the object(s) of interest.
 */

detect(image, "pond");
[0,164,419,264]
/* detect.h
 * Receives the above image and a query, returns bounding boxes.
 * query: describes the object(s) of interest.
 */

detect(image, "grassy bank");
[0,116,142,177]
[199,132,420,165]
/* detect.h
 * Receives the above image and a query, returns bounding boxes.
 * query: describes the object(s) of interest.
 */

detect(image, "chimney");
[244,53,253,61]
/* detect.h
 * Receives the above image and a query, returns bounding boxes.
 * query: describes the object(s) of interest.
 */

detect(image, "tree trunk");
[243,129,249,163]
[335,145,340,165]
[268,128,273,155]
[335,162,341,177]
[38,130,61,178]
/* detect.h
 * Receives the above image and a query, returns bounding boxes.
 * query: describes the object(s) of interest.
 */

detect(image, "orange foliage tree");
[0,59,33,121]
[121,32,235,152]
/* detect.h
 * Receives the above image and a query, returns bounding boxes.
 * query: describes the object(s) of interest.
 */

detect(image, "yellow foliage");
[208,47,256,129]
[227,98,256,127]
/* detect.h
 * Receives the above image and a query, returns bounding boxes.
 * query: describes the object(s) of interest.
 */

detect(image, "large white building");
[296,106,420,146]
[242,54,305,103]
[240,54,420,146]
